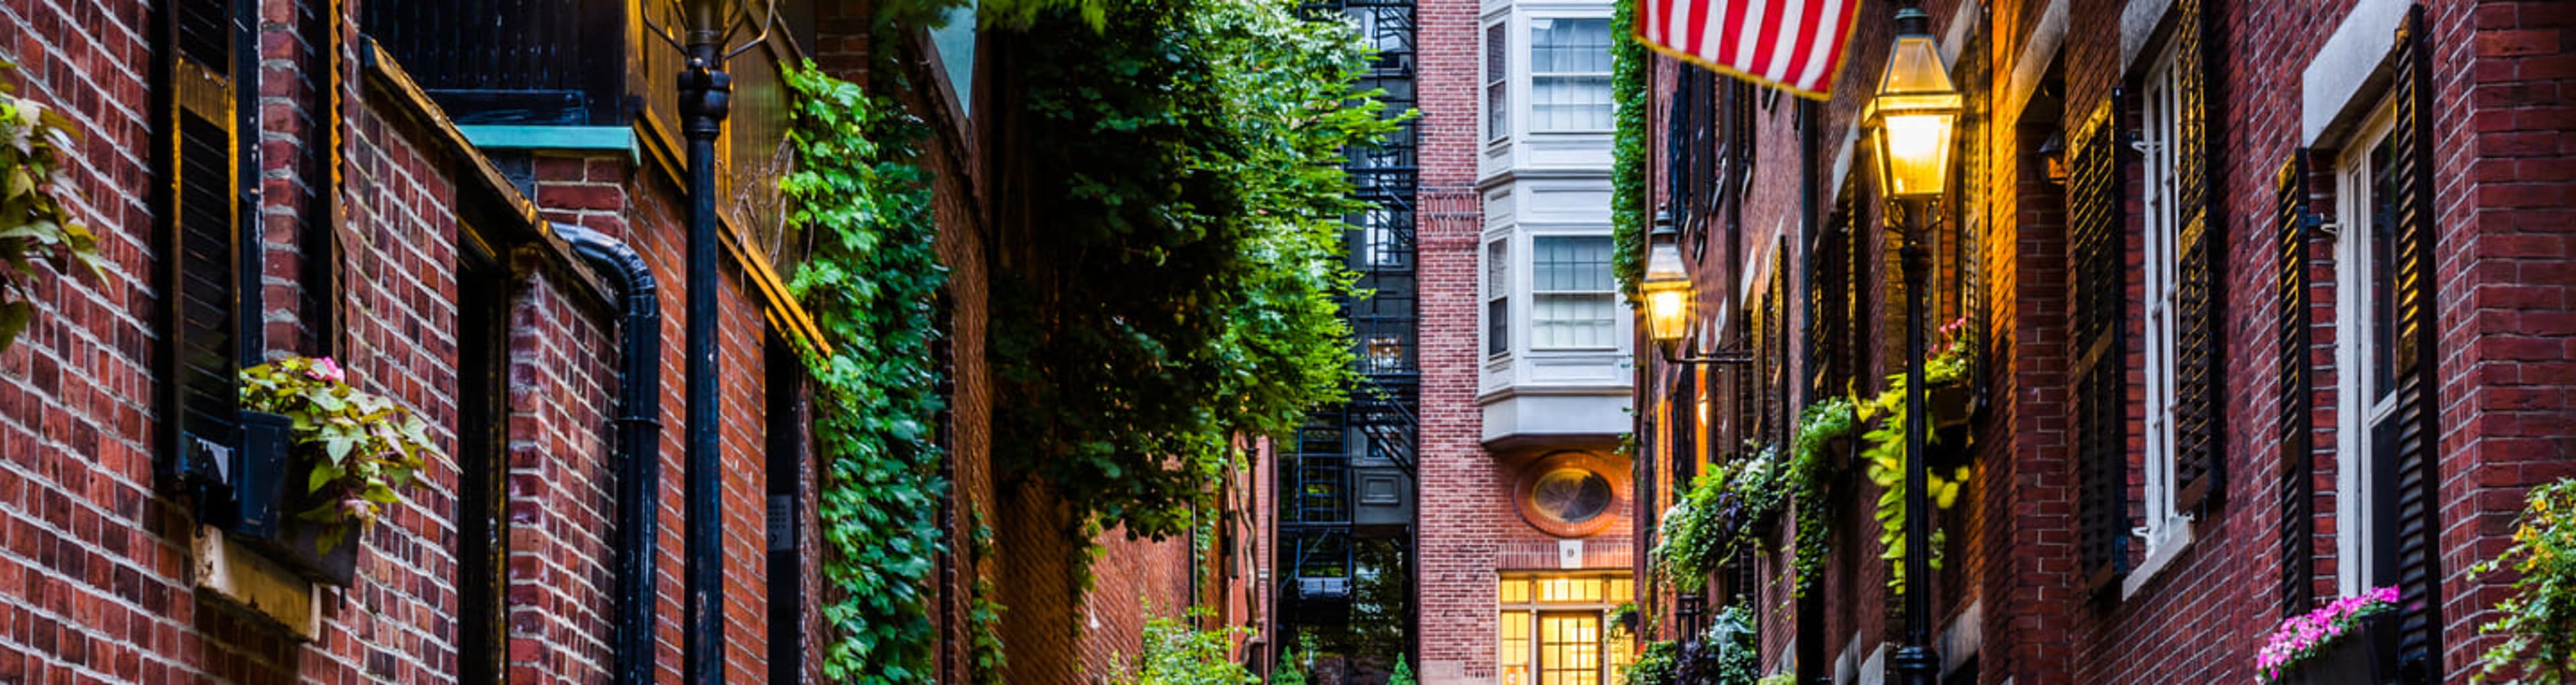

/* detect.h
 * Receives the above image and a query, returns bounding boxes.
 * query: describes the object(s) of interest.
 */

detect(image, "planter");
[2276,613,2400,685]
[231,443,362,587]
[1929,382,1970,430]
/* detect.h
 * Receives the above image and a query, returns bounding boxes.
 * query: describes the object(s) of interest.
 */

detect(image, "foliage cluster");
[1788,397,1854,596]
[1697,605,1764,685]
[2475,478,2576,684]
[1622,639,1682,685]
[1607,0,1648,299]
[237,356,434,547]
[1856,315,1975,594]
[780,64,957,684]
[0,58,107,352]
[1110,609,1258,685]
[988,0,1381,562]
[1656,446,1789,593]
[1387,656,1416,685]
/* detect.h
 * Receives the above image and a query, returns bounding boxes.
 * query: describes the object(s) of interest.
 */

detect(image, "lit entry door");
[1498,574,1635,685]
[1539,613,1603,685]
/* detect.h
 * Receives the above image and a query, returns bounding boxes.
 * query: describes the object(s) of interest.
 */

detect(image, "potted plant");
[2473,478,2576,684]
[2257,586,2401,685]
[237,356,435,584]
[1925,315,1974,431]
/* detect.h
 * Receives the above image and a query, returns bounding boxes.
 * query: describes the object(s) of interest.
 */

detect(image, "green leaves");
[781,64,954,684]
[0,62,109,353]
[1609,0,1648,300]
[989,0,1371,581]
[238,356,435,535]
[2475,478,2576,684]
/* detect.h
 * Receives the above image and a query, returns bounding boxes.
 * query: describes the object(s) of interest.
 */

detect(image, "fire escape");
[1280,0,1420,674]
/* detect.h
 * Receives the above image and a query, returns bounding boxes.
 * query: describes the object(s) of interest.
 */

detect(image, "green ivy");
[2475,478,2576,684]
[988,0,1382,575]
[1655,445,1789,594]
[1788,397,1854,597]
[1609,0,1649,299]
[780,63,954,684]
[0,58,107,352]
[1110,609,1258,685]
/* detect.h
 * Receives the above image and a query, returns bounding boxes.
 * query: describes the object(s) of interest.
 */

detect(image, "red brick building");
[1633,0,2575,684]
[0,1,1257,684]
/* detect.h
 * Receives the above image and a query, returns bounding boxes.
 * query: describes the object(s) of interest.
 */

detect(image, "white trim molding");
[2302,0,2409,146]
[2118,0,2177,74]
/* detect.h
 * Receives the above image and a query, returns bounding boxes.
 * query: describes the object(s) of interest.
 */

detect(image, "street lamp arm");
[1658,347,1757,366]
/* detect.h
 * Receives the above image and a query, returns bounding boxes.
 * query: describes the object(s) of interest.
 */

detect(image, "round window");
[1514,452,1625,538]
[1529,468,1614,525]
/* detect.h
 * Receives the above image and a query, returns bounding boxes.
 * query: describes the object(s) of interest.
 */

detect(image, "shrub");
[2475,478,2576,684]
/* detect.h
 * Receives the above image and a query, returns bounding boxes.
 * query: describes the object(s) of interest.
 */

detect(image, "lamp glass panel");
[1646,289,1688,344]
[1879,112,1955,198]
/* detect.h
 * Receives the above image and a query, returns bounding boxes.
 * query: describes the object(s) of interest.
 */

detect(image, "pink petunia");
[309,357,348,384]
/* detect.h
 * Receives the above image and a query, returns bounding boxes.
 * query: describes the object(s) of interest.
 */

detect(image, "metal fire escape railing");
[1281,0,1419,658]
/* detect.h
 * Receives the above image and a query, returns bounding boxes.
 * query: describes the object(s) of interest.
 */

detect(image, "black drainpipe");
[557,223,664,685]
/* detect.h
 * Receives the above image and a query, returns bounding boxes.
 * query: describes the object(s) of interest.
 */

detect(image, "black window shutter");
[2387,6,2445,681]
[2170,0,2226,513]
[2069,100,2129,596]
[2273,154,2316,617]
[158,0,256,488]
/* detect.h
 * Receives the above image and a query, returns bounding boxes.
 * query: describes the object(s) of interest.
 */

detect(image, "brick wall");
[0,1,816,683]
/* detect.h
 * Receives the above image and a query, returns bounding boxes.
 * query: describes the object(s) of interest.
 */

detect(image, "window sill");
[2119,517,2196,600]
[191,525,323,640]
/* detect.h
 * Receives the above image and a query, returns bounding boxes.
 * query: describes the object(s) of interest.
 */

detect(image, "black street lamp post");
[1863,5,1960,685]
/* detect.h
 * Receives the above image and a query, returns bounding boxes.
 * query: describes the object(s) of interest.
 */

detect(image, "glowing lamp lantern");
[1863,10,1962,202]
[1640,217,1691,354]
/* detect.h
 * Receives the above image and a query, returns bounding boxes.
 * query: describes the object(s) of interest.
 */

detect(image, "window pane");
[1530,18,1612,131]
[1534,236,1613,292]
[2368,131,2398,405]
[1501,611,1532,670]
[1501,578,1531,604]
[1488,22,1509,140]
[1533,76,1613,130]
[1489,240,1512,355]
[1542,614,1603,685]
[1534,295,1616,349]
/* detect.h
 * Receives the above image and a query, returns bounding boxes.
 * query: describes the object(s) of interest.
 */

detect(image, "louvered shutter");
[2069,101,2130,596]
[159,0,257,488]
[2386,7,2445,680]
[2169,0,2226,512]
[2273,154,2316,616]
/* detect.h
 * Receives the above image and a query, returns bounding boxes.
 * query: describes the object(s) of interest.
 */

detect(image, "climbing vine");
[0,58,107,352]
[780,63,953,684]
[987,0,1385,580]
[1609,0,1649,299]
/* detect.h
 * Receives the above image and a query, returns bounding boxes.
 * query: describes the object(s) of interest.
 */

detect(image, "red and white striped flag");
[1638,0,1864,99]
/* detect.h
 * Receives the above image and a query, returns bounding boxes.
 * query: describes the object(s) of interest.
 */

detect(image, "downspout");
[557,223,663,685]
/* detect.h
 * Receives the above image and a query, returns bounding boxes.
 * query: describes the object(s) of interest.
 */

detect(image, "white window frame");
[1528,233,1619,351]
[2333,95,2402,598]
[2133,39,2190,560]
[1526,15,1615,134]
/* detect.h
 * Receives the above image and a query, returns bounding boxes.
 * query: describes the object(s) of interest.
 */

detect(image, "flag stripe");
[1637,0,1861,99]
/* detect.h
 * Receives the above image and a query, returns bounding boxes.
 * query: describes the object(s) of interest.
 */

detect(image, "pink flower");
[308,357,347,384]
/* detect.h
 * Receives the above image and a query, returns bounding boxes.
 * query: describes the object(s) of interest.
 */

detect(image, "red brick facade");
[0,1,1259,684]
[1638,0,2576,683]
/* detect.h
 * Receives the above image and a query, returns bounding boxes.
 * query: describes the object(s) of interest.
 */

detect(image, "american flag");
[1638,0,1864,99]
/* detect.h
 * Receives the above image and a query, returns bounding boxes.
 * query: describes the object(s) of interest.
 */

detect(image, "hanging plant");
[1856,315,1978,595]
[1655,445,1786,593]
[1607,0,1648,299]
[2255,586,2400,684]
[1787,397,1852,597]
[0,58,109,352]
[237,356,435,549]
[2474,478,2576,684]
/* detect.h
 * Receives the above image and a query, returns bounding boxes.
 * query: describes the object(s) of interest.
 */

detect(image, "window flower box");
[2259,586,2402,685]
